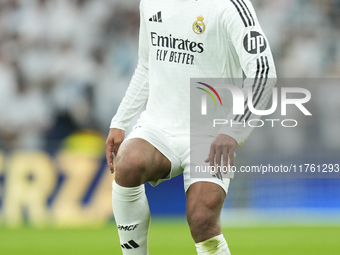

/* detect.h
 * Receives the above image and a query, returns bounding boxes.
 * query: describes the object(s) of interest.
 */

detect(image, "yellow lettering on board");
[83,169,115,224]
[3,151,56,227]
[52,152,99,226]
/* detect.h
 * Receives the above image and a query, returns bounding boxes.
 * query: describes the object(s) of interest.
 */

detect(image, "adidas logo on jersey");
[149,11,162,22]
[121,240,140,249]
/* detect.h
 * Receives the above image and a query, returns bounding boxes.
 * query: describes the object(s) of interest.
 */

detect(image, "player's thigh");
[186,181,226,217]
[182,139,229,220]
[114,138,171,186]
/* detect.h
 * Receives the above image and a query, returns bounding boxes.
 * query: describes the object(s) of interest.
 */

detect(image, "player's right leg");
[112,137,171,255]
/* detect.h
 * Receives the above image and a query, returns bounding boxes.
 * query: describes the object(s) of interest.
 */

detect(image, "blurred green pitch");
[0,221,339,255]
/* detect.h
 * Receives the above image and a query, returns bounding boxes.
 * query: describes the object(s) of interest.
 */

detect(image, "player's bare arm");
[105,128,125,173]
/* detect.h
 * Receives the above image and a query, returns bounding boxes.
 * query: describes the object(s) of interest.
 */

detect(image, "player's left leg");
[178,134,231,255]
[186,181,231,255]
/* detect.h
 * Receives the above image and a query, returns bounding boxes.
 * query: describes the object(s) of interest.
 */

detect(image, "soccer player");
[106,0,276,254]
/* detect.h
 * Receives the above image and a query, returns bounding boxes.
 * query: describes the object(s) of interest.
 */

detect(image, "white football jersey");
[110,0,276,148]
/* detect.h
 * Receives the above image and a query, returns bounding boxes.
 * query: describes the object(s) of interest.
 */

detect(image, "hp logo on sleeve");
[243,31,267,54]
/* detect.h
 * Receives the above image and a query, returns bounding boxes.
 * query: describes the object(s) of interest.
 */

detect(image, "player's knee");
[188,208,211,229]
[114,151,147,187]
[187,199,218,227]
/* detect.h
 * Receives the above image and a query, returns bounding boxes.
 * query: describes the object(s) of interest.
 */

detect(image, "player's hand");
[205,134,237,170]
[105,128,125,173]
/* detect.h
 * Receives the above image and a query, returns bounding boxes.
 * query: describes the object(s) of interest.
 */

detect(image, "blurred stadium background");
[0,0,340,254]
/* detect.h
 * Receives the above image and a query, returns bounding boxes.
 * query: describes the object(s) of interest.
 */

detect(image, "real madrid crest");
[193,15,205,34]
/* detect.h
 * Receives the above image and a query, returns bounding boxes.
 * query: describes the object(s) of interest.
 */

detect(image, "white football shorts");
[122,119,231,195]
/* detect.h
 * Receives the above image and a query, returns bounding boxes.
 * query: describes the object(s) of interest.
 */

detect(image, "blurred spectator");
[0,63,52,151]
